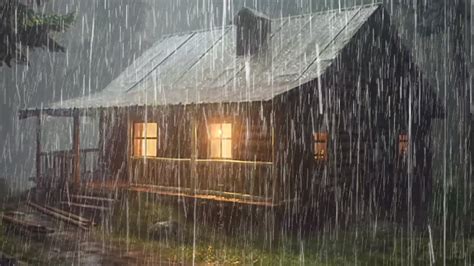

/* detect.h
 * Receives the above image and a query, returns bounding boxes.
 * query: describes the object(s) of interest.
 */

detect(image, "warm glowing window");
[210,123,232,159]
[133,122,158,157]
[314,132,328,161]
[399,134,408,155]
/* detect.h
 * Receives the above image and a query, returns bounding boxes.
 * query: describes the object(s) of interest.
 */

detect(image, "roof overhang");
[19,108,98,119]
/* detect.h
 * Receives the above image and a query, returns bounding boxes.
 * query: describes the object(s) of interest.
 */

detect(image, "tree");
[0,0,74,67]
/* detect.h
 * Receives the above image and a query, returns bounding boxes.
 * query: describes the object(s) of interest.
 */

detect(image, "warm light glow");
[133,122,158,157]
[399,134,408,156]
[210,123,232,159]
[314,132,328,161]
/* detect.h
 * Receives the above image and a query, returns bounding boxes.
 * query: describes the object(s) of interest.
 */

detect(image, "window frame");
[398,133,409,157]
[313,132,329,161]
[209,122,233,159]
[132,122,158,157]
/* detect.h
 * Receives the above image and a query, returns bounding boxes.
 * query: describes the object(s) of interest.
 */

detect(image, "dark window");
[314,132,328,161]
[399,134,409,156]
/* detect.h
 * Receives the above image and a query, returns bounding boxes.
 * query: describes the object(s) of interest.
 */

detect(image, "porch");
[25,109,278,206]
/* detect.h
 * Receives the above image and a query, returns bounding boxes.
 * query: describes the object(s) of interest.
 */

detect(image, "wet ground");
[1,205,188,265]
[1,201,472,265]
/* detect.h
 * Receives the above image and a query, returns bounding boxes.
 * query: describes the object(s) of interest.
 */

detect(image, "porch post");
[127,109,132,185]
[72,111,81,188]
[271,123,279,204]
[36,114,42,189]
[190,106,198,194]
[98,109,105,182]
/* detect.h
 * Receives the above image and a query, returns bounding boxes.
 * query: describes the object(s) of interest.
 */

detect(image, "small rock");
[148,221,180,240]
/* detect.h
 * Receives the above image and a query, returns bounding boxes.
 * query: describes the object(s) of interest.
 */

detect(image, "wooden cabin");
[19,4,443,221]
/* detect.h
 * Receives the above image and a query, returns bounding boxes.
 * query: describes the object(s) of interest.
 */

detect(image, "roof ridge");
[159,3,383,40]
[160,25,231,40]
[272,2,382,21]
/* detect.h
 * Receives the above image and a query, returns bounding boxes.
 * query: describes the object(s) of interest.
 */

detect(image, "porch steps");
[59,202,111,212]
[26,201,92,230]
[67,194,116,207]
[70,194,116,203]
[58,193,117,224]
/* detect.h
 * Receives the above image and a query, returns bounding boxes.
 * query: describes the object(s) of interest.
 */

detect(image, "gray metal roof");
[47,4,380,109]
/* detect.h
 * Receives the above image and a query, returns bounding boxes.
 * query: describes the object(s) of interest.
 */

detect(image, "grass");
[100,218,473,265]
[105,192,474,265]
[0,217,66,265]
[0,187,472,265]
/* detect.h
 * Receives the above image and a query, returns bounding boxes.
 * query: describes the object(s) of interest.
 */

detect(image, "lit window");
[210,123,232,159]
[133,122,158,157]
[314,132,328,161]
[399,134,408,155]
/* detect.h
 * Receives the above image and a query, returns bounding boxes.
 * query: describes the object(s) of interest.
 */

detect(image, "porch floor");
[83,181,276,207]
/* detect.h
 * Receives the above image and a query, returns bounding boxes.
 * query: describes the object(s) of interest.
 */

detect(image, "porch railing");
[131,158,273,198]
[39,148,100,186]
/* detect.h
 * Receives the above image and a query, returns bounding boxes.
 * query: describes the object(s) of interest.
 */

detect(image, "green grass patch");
[104,193,474,265]
[0,217,66,265]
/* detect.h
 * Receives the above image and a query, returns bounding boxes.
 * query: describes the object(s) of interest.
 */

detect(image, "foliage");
[0,0,75,67]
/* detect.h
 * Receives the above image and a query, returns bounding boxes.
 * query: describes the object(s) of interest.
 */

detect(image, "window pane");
[134,122,157,138]
[221,123,232,138]
[314,132,328,160]
[210,123,221,139]
[146,139,157,157]
[315,142,327,160]
[134,123,145,138]
[210,139,221,158]
[134,139,143,156]
[314,132,328,142]
[145,123,158,138]
[221,139,232,159]
[399,134,408,155]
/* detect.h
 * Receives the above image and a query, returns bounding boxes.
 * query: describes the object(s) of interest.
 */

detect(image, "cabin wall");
[273,7,435,225]
[121,102,275,198]
[100,108,129,182]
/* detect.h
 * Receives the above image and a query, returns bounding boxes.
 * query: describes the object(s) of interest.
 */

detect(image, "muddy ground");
[0,204,188,265]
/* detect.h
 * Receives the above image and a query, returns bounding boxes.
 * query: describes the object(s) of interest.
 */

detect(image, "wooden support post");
[127,110,132,185]
[271,112,280,205]
[73,112,81,188]
[98,110,105,182]
[36,114,42,189]
[190,107,198,194]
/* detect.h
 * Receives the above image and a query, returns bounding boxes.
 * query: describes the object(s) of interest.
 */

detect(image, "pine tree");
[0,0,75,67]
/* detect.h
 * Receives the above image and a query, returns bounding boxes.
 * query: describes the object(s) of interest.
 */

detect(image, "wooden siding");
[121,102,275,199]
[131,158,272,197]
[271,7,435,224]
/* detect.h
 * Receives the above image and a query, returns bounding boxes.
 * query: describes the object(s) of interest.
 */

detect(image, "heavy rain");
[0,0,471,265]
